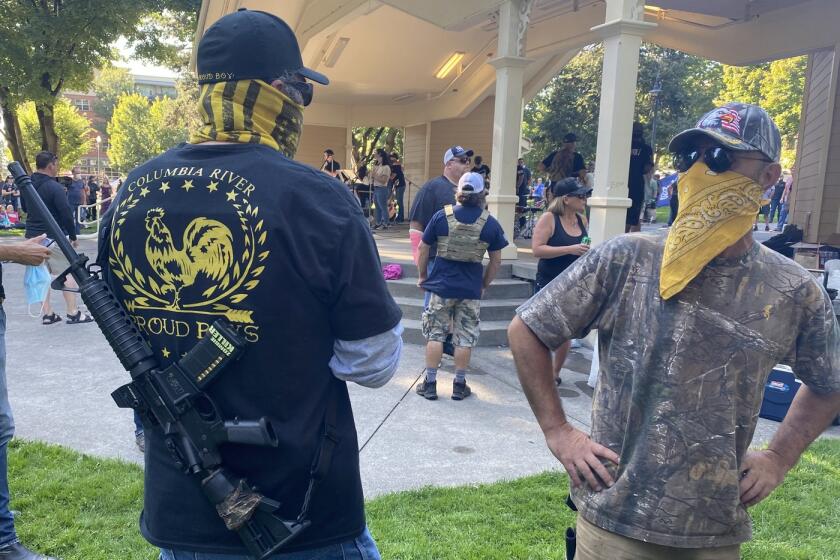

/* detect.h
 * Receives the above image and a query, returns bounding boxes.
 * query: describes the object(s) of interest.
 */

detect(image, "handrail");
[75,194,115,240]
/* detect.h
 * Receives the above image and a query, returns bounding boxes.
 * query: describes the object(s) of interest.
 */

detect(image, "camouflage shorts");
[421,294,481,348]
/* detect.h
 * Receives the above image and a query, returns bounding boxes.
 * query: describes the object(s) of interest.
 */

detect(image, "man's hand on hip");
[545,422,619,492]
[1,235,51,266]
[739,449,787,507]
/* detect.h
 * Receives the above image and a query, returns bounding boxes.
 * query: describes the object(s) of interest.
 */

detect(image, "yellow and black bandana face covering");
[660,162,764,300]
[190,79,303,159]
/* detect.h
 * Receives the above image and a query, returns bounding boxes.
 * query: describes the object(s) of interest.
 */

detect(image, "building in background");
[63,71,177,177]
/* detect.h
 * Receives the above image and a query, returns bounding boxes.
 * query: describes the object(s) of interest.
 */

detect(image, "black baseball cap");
[551,177,591,197]
[668,103,781,162]
[197,9,329,86]
[563,133,577,143]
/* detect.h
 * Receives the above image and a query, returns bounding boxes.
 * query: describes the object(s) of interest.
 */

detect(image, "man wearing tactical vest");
[415,172,509,400]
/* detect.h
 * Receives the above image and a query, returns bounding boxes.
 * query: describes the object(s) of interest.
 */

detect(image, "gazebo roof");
[195,0,838,127]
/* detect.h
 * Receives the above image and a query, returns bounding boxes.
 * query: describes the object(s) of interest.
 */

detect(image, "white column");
[586,0,655,383]
[587,0,655,245]
[487,0,534,260]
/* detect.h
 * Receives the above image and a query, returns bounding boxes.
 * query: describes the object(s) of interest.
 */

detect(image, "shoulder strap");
[475,209,490,227]
[296,382,340,523]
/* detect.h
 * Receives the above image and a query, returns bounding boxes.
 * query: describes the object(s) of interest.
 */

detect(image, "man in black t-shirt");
[626,122,654,232]
[471,155,491,182]
[539,133,586,187]
[99,10,402,559]
[321,149,341,177]
[409,145,473,305]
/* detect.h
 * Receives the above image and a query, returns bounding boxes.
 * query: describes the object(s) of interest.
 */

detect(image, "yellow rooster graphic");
[144,208,235,308]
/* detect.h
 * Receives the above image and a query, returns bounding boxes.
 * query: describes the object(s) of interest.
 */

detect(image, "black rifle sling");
[296,381,340,524]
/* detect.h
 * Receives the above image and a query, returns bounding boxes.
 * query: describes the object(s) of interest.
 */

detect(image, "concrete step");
[383,260,513,279]
[400,319,510,347]
[386,277,533,299]
[393,296,523,322]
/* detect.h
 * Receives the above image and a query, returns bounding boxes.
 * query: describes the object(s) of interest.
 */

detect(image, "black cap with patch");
[196,9,329,86]
[668,103,781,162]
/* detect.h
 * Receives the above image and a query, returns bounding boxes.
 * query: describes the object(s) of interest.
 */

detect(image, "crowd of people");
[0,8,833,560]
[319,148,407,229]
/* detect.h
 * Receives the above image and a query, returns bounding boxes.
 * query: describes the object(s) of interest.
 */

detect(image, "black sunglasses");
[566,193,589,199]
[673,146,771,174]
[452,156,471,164]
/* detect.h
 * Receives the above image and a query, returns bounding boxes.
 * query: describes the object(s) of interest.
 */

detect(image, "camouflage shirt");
[517,230,840,548]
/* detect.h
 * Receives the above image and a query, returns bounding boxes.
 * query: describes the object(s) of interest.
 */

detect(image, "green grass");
[6,439,840,559]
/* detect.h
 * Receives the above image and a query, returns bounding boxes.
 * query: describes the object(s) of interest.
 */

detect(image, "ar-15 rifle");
[8,162,316,559]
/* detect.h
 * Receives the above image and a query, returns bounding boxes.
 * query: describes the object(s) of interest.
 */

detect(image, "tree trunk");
[36,102,60,155]
[382,128,399,155]
[0,88,30,173]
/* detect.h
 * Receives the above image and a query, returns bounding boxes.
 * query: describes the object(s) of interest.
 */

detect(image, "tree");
[523,43,725,173]
[17,100,92,171]
[108,90,194,172]
[92,66,135,123]
[717,56,806,167]
[0,0,200,170]
[351,127,403,171]
[108,94,158,171]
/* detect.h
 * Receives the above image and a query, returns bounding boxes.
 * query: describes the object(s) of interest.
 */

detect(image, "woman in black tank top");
[531,178,591,386]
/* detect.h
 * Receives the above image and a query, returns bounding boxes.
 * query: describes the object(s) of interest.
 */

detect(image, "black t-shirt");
[98,142,401,554]
[409,175,457,258]
[628,139,653,197]
[471,164,491,179]
[772,180,785,201]
[542,151,585,180]
[321,159,341,173]
[390,164,406,188]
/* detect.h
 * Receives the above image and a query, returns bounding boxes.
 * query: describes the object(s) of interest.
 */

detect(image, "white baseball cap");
[458,172,485,195]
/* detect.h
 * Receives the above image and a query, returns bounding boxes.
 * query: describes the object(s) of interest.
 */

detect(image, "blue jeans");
[776,202,789,231]
[0,309,17,546]
[159,527,380,560]
[768,199,782,223]
[394,184,406,222]
[373,187,390,226]
[133,411,144,437]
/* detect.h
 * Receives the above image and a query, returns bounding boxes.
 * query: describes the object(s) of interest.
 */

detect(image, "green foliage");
[717,57,807,168]
[125,1,202,72]
[351,127,403,171]
[523,43,725,172]
[17,100,92,171]
[6,438,840,559]
[107,94,159,172]
[92,66,135,123]
[108,90,193,172]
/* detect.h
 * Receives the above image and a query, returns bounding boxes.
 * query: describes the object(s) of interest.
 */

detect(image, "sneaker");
[415,379,437,400]
[452,380,472,400]
[135,432,145,452]
[0,541,58,559]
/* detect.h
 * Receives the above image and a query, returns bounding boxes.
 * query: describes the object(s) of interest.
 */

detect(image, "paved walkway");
[1,233,836,502]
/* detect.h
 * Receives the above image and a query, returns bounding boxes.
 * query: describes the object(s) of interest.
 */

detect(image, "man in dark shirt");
[66,166,86,235]
[390,152,407,223]
[99,10,401,559]
[24,151,92,325]
[320,149,341,177]
[626,122,654,232]
[539,133,586,187]
[409,145,473,307]
[768,176,785,225]
[471,155,491,182]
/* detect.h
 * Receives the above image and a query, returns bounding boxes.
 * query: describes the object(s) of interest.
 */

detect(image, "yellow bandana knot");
[660,162,764,300]
[190,79,303,158]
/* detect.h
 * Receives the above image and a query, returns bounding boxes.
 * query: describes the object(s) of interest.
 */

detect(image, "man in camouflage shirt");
[510,104,840,559]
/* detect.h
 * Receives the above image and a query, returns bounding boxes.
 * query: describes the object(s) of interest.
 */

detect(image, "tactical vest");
[436,205,490,263]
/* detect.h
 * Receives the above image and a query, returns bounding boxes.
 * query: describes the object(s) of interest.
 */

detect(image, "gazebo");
[195,0,840,257]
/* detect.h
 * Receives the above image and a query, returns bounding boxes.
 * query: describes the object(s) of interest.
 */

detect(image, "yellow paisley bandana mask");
[190,79,303,158]
[660,162,764,300]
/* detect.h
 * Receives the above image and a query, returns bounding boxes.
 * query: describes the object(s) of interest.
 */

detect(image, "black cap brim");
[464,149,474,157]
[298,66,329,85]
[668,129,756,155]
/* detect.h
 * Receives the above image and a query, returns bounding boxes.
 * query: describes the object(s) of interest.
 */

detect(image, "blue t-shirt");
[422,205,509,300]
[534,183,545,198]
[67,178,86,205]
